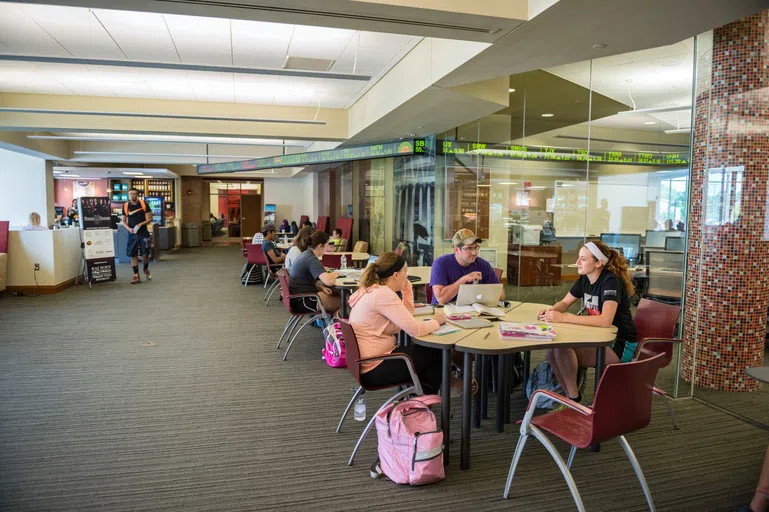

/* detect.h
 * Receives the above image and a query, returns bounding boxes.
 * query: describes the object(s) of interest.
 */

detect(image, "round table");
[746,366,769,384]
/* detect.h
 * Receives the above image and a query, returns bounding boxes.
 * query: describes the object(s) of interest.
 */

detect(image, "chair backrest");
[0,220,9,253]
[316,216,330,233]
[338,319,363,384]
[353,241,368,253]
[241,237,248,257]
[634,298,681,367]
[590,354,664,444]
[665,236,685,251]
[247,243,268,265]
[646,250,684,300]
[322,253,343,268]
[337,239,348,252]
[278,272,293,313]
[336,217,354,244]
[299,215,309,226]
[493,267,503,282]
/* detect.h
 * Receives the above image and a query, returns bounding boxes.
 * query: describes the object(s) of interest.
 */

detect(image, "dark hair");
[586,240,635,296]
[128,187,140,193]
[303,220,313,227]
[309,230,330,249]
[293,225,314,251]
[359,252,406,288]
[332,228,342,237]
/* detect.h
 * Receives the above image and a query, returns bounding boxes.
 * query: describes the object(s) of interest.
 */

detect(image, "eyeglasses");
[460,245,479,253]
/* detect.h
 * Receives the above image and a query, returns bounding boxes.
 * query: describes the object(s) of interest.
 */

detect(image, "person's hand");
[433,312,447,325]
[540,309,564,323]
[462,271,483,284]
[537,306,553,320]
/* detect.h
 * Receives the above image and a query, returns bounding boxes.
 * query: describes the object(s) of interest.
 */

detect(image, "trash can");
[182,223,200,247]
[202,223,212,241]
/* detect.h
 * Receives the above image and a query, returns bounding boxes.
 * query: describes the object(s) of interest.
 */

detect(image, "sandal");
[449,375,479,398]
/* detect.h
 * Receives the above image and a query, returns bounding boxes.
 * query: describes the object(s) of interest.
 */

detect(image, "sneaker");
[131,274,141,284]
[577,367,587,394]
[144,268,152,281]
[554,392,585,412]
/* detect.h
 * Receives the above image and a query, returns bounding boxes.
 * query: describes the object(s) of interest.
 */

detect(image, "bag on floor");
[321,322,346,368]
[525,360,564,410]
[371,395,444,485]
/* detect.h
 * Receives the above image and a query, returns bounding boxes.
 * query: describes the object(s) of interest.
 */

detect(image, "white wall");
[0,148,53,227]
[6,228,81,287]
[263,175,315,224]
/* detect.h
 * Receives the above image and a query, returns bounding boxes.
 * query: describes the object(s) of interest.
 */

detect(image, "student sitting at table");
[289,231,341,314]
[279,219,290,233]
[324,228,343,253]
[349,252,449,394]
[430,228,504,304]
[538,240,637,405]
[289,221,299,236]
[261,223,285,266]
[284,225,313,272]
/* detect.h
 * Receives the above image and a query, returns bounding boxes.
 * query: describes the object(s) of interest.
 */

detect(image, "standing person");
[538,240,637,404]
[348,252,448,394]
[288,231,341,314]
[122,188,153,284]
[261,224,285,266]
[285,225,313,272]
[430,228,504,304]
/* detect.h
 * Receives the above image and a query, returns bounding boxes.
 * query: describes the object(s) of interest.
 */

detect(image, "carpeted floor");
[0,246,767,511]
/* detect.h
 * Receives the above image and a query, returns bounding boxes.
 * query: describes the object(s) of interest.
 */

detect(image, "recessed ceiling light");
[541,113,554,118]
[644,121,656,125]
[593,43,607,49]
[509,88,516,93]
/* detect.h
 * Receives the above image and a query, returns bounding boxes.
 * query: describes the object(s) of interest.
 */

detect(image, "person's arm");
[401,279,415,313]
[309,257,338,287]
[545,299,618,328]
[432,272,480,305]
[267,248,284,262]
[376,289,440,337]
[122,214,132,232]
[133,207,153,231]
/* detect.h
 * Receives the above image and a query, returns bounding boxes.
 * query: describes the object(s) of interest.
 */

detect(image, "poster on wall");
[264,203,276,225]
[77,196,116,286]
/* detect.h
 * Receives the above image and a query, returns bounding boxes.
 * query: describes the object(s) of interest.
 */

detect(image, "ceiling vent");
[283,57,335,72]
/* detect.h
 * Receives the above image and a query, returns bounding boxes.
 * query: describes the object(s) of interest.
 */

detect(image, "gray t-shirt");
[289,249,326,294]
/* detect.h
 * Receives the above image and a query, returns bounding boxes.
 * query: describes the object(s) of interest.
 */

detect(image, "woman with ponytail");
[538,240,638,405]
[348,252,448,394]
[284,225,313,272]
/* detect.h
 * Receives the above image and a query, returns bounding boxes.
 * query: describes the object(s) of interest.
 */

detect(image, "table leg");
[480,355,488,420]
[591,346,606,452]
[504,355,512,424]
[473,354,481,428]
[461,351,472,470]
[522,351,531,398]
[441,348,451,465]
[339,289,347,319]
[496,354,505,433]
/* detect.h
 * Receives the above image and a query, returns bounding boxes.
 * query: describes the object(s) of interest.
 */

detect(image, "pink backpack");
[321,322,346,368]
[371,395,445,485]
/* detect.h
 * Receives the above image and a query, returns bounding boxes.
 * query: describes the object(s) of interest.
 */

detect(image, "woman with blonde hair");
[538,240,637,404]
[24,212,47,230]
[348,252,447,394]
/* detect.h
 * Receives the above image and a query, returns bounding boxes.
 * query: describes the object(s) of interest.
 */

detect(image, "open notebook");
[444,303,505,318]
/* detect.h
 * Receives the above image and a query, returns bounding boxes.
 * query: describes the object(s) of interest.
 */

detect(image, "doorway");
[208,180,263,242]
[240,194,262,239]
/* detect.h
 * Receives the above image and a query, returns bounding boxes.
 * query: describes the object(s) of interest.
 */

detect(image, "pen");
[483,332,490,340]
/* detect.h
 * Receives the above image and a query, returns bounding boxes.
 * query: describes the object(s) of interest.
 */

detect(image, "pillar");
[682,10,769,391]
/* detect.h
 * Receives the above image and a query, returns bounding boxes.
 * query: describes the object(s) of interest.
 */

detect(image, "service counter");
[6,227,81,292]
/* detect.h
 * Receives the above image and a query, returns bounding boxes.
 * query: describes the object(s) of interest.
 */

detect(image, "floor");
[0,246,767,511]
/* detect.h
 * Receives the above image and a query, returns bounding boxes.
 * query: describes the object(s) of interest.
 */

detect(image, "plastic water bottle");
[354,396,366,421]
[341,255,348,270]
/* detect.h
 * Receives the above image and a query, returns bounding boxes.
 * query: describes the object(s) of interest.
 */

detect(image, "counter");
[6,227,82,292]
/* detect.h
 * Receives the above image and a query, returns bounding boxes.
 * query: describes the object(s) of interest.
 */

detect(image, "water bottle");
[341,255,348,270]
[354,396,366,421]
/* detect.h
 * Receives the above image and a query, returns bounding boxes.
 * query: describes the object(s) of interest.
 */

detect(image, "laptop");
[456,283,504,306]
[367,255,378,266]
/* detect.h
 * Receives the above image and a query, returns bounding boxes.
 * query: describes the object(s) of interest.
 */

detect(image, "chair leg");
[243,265,254,287]
[239,261,248,280]
[282,315,320,361]
[263,269,270,289]
[337,386,365,433]
[263,280,280,305]
[528,426,586,512]
[348,386,416,466]
[567,445,577,469]
[658,393,679,430]
[276,316,299,349]
[618,435,656,512]
[503,433,530,499]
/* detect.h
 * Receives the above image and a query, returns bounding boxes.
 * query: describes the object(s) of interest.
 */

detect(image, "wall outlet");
[34,263,40,271]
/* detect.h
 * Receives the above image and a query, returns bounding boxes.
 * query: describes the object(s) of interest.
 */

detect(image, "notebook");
[498,322,556,341]
[447,318,494,329]
[444,303,506,318]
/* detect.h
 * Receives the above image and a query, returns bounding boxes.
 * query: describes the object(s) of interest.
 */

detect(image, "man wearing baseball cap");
[261,223,285,266]
[429,228,503,304]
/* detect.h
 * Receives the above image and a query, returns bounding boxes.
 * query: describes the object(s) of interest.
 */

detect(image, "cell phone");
[498,301,512,308]
[343,281,357,285]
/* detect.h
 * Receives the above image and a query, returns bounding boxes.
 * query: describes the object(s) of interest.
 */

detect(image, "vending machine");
[145,197,165,226]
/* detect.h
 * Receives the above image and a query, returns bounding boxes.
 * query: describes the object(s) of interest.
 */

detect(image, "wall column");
[682,10,769,392]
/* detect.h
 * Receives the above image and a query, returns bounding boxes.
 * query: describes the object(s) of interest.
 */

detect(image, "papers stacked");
[498,322,556,341]
[444,303,505,318]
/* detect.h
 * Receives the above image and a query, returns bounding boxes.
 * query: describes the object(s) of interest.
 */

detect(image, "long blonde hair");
[359,252,402,288]
[29,212,41,226]
[587,240,635,296]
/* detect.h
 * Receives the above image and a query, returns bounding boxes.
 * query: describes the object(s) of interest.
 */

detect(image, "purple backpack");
[322,322,346,368]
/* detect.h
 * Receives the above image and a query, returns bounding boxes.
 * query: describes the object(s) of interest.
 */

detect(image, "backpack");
[371,395,444,485]
[321,322,346,368]
[124,199,147,217]
[525,360,564,409]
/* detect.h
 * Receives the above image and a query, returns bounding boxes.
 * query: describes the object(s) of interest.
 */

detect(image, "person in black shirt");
[122,188,153,284]
[538,240,637,404]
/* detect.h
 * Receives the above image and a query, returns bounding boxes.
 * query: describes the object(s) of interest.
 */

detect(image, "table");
[746,366,769,384]
[453,306,617,470]
[412,300,522,464]
[333,265,430,318]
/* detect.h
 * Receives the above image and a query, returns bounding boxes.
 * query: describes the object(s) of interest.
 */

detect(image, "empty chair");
[352,241,368,253]
[322,253,343,268]
[335,319,424,466]
[504,354,665,511]
[275,273,328,361]
[633,298,682,429]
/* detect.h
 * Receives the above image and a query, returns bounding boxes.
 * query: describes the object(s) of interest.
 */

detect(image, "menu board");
[198,139,423,175]
[439,140,690,166]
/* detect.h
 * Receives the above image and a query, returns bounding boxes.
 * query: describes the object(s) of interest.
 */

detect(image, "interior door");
[240,194,262,239]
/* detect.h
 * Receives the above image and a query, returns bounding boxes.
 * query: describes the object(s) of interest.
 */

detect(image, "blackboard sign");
[77,196,112,230]
[77,196,116,285]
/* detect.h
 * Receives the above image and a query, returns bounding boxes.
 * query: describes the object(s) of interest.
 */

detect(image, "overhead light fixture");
[53,170,63,174]
[593,43,607,49]
[644,121,657,125]
[73,151,271,158]
[498,182,518,185]
[618,105,691,115]
[123,171,144,175]
[664,128,691,134]
[509,88,516,93]
[541,113,554,118]
[28,133,309,147]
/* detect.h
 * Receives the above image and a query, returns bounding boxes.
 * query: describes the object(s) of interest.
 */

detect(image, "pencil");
[483,332,490,340]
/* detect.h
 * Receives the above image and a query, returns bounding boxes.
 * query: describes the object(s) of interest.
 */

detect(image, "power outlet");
[34,263,40,271]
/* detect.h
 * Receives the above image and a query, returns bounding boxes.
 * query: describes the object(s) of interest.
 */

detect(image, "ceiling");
[0,2,420,108]
[51,166,177,179]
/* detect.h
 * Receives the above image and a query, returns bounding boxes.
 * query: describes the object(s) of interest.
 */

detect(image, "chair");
[243,243,267,286]
[299,215,309,226]
[352,241,368,253]
[262,245,284,290]
[633,298,682,429]
[239,238,250,280]
[493,267,503,282]
[316,216,330,234]
[263,267,286,306]
[504,354,665,511]
[336,319,424,466]
[336,238,348,252]
[336,217,354,245]
[275,273,328,361]
[322,253,343,268]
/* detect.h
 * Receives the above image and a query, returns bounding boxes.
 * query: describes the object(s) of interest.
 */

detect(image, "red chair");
[321,253,343,268]
[239,238,250,280]
[275,272,328,361]
[299,215,309,226]
[493,267,503,282]
[243,243,267,286]
[633,298,682,429]
[504,354,665,511]
[336,319,424,466]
